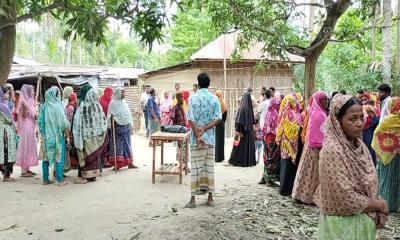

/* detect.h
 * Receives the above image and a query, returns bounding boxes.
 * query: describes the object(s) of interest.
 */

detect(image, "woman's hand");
[235,131,243,138]
[376,212,388,228]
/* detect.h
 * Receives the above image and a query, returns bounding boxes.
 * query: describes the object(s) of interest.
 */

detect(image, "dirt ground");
[0,135,399,240]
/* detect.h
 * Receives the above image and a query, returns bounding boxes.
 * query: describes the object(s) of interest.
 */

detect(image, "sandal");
[57,181,68,186]
[128,165,138,169]
[74,178,88,184]
[42,180,54,185]
[21,173,34,178]
[27,171,37,176]
[207,201,215,207]
[2,177,16,182]
[185,202,196,209]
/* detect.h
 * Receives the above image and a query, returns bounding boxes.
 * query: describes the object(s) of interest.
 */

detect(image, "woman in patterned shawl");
[316,94,388,239]
[107,88,137,170]
[0,87,18,182]
[73,89,108,183]
[275,95,302,196]
[38,87,70,186]
[259,96,281,186]
[372,96,400,213]
[293,91,329,204]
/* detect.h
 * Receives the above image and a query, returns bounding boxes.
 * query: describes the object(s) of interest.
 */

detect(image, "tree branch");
[16,1,65,23]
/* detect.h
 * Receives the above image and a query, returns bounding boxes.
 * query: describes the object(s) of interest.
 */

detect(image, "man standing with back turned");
[186,72,222,208]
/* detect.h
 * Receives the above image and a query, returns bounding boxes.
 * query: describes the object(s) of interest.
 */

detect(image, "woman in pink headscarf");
[292,91,329,204]
[159,90,173,126]
[99,87,113,115]
[15,84,39,177]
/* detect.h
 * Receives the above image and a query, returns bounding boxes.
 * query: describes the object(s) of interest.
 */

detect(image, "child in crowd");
[254,116,263,164]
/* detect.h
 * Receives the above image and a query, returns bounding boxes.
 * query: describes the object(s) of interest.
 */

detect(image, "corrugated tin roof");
[190,32,304,63]
[9,64,145,80]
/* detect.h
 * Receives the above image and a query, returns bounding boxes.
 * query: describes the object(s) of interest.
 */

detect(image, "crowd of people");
[1,71,399,239]
[0,83,137,186]
[224,82,398,239]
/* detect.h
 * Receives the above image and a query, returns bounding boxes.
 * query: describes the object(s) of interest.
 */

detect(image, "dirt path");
[0,135,398,240]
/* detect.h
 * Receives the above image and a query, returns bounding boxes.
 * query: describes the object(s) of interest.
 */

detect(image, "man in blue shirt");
[186,72,222,208]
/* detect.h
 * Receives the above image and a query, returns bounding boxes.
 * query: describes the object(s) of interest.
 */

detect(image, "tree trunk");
[304,56,317,103]
[372,3,380,61]
[0,21,16,86]
[382,0,392,83]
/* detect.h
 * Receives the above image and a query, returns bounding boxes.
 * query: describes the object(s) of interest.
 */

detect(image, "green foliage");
[1,0,182,49]
[165,7,221,65]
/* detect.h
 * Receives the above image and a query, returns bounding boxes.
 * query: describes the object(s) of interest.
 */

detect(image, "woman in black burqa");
[228,92,256,167]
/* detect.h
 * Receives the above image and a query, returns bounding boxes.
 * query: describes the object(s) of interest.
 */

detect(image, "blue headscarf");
[39,86,70,165]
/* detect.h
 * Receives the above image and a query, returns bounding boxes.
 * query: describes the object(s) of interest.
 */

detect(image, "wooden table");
[150,131,190,184]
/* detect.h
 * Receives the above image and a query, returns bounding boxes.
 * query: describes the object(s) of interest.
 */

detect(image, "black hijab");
[235,92,255,132]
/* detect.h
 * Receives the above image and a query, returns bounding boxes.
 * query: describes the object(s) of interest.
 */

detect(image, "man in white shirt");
[257,89,272,128]
[378,83,392,122]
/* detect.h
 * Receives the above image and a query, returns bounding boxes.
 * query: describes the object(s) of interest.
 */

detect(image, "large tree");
[205,0,376,101]
[0,0,180,85]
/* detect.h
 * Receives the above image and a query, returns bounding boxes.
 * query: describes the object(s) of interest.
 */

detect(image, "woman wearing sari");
[66,92,79,168]
[15,84,38,177]
[276,95,302,196]
[292,91,329,204]
[107,88,137,170]
[39,87,70,186]
[372,97,400,213]
[259,96,281,186]
[73,88,108,183]
[316,94,388,239]
[228,93,256,167]
[99,87,113,115]
[0,87,18,182]
[215,90,227,162]
[160,90,173,126]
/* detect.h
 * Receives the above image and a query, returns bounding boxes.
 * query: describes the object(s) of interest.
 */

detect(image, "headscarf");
[78,83,92,104]
[62,86,74,108]
[262,96,280,136]
[173,91,189,113]
[160,90,172,113]
[235,93,254,132]
[215,90,226,113]
[301,96,314,144]
[307,91,328,148]
[68,92,78,109]
[107,87,133,126]
[372,97,400,165]
[294,92,304,113]
[20,84,36,116]
[276,95,301,160]
[315,94,382,223]
[73,89,107,150]
[0,87,11,118]
[38,86,70,165]
[99,87,113,115]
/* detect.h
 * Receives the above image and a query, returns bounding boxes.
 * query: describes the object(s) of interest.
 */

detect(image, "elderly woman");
[62,86,74,109]
[160,90,173,126]
[39,87,70,186]
[292,91,329,204]
[0,87,18,182]
[316,94,388,239]
[73,88,108,183]
[107,88,137,170]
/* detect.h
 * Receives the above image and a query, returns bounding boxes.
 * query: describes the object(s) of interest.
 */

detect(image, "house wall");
[141,60,296,137]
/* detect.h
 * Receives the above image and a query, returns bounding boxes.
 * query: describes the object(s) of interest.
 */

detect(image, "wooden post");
[179,140,183,184]
[152,139,156,184]
[185,139,189,175]
[161,141,164,165]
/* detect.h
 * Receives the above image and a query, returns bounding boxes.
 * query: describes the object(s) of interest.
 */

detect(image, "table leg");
[161,141,164,165]
[179,141,183,184]
[185,140,189,175]
[152,141,156,184]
